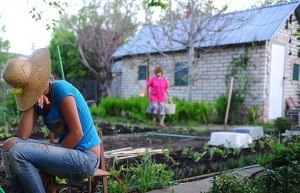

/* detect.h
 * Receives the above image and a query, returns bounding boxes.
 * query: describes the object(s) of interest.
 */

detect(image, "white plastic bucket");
[165,101,176,114]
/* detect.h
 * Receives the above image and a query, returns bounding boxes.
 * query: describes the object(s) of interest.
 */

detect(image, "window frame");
[174,62,188,86]
[293,63,300,81]
[138,65,147,80]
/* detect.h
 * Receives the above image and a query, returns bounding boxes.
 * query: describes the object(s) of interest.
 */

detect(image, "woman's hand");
[37,95,50,108]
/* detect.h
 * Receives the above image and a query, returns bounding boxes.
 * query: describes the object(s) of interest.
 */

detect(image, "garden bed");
[0,122,267,192]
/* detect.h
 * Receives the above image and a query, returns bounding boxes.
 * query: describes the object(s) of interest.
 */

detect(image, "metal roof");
[113,1,300,58]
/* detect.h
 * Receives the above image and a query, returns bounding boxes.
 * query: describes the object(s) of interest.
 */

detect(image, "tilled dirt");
[0,122,221,192]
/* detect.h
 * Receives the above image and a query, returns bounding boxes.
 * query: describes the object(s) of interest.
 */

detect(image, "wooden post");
[224,77,234,129]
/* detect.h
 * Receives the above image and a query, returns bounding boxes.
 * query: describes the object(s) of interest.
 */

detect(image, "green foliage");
[224,47,250,124]
[54,0,140,96]
[91,93,264,126]
[198,100,214,124]
[1,93,18,114]
[145,0,169,10]
[252,140,300,193]
[214,94,228,123]
[248,106,258,124]
[107,152,173,192]
[92,96,221,125]
[48,26,87,80]
[91,96,149,123]
[0,22,15,68]
[208,140,300,193]
[274,117,293,133]
[225,48,250,95]
[229,91,245,124]
[0,93,19,139]
[209,173,256,193]
[28,0,67,30]
[293,27,300,52]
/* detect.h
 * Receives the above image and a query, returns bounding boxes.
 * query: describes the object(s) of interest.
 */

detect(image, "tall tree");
[0,20,13,66]
[48,26,88,79]
[0,17,15,104]
[58,0,140,97]
[150,0,228,100]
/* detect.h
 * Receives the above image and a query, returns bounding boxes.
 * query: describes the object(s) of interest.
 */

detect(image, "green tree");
[0,21,13,67]
[145,0,169,9]
[48,26,88,79]
[0,18,16,106]
[144,0,228,100]
[56,0,140,96]
[28,0,67,30]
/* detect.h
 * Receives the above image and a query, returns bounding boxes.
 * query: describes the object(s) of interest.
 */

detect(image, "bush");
[274,117,293,133]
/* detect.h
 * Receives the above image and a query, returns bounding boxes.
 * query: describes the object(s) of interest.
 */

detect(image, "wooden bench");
[42,131,110,193]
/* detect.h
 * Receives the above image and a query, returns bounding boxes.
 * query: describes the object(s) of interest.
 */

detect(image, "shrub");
[215,94,228,124]
[274,117,293,133]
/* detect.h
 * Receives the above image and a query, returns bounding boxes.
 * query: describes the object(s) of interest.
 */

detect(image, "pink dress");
[147,76,169,102]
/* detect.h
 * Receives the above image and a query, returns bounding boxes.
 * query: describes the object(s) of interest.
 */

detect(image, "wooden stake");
[224,77,234,129]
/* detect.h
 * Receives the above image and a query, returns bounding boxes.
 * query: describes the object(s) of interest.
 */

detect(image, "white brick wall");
[121,14,300,122]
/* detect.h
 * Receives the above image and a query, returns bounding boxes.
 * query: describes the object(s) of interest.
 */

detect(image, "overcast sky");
[0,0,252,55]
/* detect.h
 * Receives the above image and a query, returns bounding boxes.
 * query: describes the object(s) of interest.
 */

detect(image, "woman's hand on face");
[37,95,50,108]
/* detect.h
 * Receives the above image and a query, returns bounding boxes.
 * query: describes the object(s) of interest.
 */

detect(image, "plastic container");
[230,126,264,140]
[208,132,253,148]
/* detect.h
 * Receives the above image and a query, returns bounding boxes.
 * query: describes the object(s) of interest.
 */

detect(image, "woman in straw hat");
[1,48,101,192]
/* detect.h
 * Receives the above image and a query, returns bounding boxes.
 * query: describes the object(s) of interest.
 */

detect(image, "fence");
[68,79,106,103]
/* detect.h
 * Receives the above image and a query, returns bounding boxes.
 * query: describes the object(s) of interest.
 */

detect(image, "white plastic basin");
[230,126,264,140]
[208,132,253,148]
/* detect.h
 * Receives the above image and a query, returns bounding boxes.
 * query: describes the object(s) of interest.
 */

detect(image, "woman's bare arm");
[17,107,39,139]
[60,96,84,148]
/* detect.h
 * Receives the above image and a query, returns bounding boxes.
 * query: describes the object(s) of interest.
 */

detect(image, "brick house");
[112,1,300,122]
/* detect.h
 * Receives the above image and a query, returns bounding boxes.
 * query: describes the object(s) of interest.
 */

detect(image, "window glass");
[293,63,299,81]
[174,62,188,86]
[138,66,147,80]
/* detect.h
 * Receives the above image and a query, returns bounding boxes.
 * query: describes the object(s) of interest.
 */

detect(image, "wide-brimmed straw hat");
[2,48,51,111]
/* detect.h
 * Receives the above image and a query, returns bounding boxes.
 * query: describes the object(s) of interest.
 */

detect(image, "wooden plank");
[106,148,163,159]
[105,147,133,154]
[93,169,111,176]
[224,77,234,129]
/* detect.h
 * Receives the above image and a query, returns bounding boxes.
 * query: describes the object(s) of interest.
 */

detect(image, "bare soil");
[0,122,255,192]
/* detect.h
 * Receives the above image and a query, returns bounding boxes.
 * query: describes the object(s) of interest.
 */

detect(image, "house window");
[174,62,188,86]
[138,66,147,80]
[293,63,300,81]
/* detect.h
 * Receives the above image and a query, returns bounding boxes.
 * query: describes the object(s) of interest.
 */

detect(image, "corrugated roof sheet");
[113,1,300,58]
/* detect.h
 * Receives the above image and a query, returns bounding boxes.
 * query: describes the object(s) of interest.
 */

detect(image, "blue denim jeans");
[2,138,99,193]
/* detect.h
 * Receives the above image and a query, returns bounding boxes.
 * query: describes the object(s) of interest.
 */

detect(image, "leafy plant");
[198,100,214,124]
[107,152,174,193]
[274,117,293,133]
[208,147,216,160]
[248,106,258,124]
[186,149,207,162]
[214,94,228,124]
[209,173,255,193]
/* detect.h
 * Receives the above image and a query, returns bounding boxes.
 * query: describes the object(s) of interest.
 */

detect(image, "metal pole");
[56,45,65,80]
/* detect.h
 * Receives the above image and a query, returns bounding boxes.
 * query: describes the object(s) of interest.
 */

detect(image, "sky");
[0,0,253,55]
